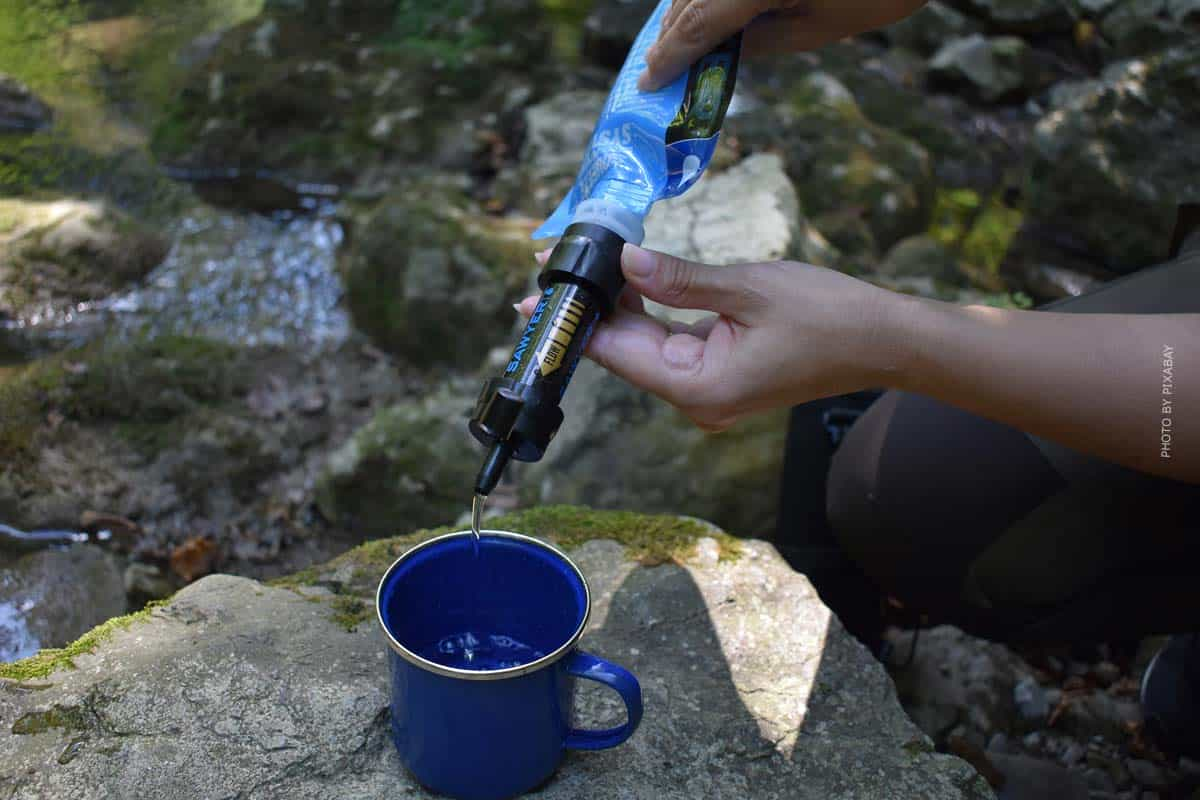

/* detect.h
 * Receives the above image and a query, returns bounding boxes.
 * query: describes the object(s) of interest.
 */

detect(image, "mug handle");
[563,650,643,751]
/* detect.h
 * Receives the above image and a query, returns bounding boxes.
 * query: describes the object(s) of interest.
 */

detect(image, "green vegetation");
[0,600,167,682]
[10,704,90,735]
[930,188,1024,275]
[0,334,245,464]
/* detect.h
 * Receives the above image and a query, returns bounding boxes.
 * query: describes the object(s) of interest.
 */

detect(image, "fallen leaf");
[169,536,219,583]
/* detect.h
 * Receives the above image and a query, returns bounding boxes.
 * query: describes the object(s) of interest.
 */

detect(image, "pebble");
[1015,677,1050,724]
[1126,759,1167,789]
[1023,731,1043,750]
[1061,742,1086,766]
[1093,661,1121,687]
[1084,767,1116,793]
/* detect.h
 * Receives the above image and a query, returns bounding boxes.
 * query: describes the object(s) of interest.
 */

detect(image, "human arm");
[639,0,929,90]
[519,246,1200,484]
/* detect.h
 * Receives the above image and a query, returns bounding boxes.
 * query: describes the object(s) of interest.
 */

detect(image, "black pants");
[777,232,1200,645]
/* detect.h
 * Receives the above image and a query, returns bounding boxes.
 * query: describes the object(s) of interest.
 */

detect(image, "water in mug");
[419,632,546,670]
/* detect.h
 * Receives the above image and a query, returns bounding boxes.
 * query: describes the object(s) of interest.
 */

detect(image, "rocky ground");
[1,0,1198,797]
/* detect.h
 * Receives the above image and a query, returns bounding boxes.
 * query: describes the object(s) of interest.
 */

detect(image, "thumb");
[621,244,762,319]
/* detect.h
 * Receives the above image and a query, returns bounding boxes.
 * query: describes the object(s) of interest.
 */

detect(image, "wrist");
[857,287,939,392]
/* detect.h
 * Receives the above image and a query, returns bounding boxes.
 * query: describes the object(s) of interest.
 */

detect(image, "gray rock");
[1167,0,1200,20]
[959,0,1075,31]
[930,35,1041,103]
[1126,758,1167,788]
[1028,47,1200,271]
[0,74,52,132]
[888,626,1034,742]
[879,235,962,284]
[337,177,538,366]
[989,754,1089,800]
[0,198,170,322]
[1100,0,1188,55]
[516,90,607,217]
[1013,677,1050,725]
[0,546,125,662]
[0,517,993,799]
[315,382,480,538]
[1058,691,1143,740]
[884,2,983,55]
[582,0,659,69]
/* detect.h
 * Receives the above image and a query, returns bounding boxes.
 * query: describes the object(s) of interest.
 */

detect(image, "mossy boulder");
[1026,47,1200,271]
[338,178,537,366]
[0,198,169,321]
[1099,0,1195,55]
[315,383,480,538]
[879,235,963,285]
[151,0,551,183]
[768,72,935,252]
[0,334,248,526]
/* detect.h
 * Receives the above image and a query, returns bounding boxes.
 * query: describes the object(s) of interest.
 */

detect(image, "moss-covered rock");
[0,334,246,468]
[880,234,963,285]
[0,198,169,320]
[883,2,983,55]
[338,177,537,366]
[958,0,1075,33]
[0,73,52,132]
[1026,47,1200,271]
[314,383,480,538]
[768,72,935,252]
[151,0,551,183]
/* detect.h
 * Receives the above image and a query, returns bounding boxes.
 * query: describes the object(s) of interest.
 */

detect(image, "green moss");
[329,595,370,632]
[272,505,743,615]
[930,188,1023,275]
[0,601,166,682]
[11,704,90,736]
[0,334,245,465]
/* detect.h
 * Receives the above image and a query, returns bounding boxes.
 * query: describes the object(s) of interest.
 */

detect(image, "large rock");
[0,75,52,133]
[152,0,550,183]
[958,0,1074,32]
[315,384,480,539]
[0,198,169,322]
[1026,47,1200,271]
[1099,0,1193,55]
[0,508,992,799]
[338,178,538,366]
[0,546,125,663]
[514,89,606,217]
[929,35,1043,103]
[760,72,935,253]
[884,2,984,55]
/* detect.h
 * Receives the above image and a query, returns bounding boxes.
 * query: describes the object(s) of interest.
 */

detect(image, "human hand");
[518,245,911,431]
[639,0,929,91]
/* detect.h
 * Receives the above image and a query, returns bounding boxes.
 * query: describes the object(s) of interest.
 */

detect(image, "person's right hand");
[518,245,912,431]
[639,0,929,91]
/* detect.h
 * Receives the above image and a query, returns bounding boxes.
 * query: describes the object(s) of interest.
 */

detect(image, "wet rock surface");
[0,512,991,799]
[0,546,125,662]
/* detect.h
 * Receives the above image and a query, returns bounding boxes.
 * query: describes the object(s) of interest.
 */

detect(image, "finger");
[585,309,708,404]
[621,244,765,320]
[516,295,540,317]
[534,248,553,266]
[639,0,762,91]
[661,0,695,37]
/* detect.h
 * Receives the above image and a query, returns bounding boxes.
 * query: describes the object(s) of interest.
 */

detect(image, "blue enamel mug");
[376,530,643,800]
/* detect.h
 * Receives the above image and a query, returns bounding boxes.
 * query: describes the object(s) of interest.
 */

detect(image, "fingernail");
[623,244,656,278]
[512,303,523,314]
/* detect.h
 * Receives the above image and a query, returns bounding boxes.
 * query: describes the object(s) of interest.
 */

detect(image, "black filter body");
[470,223,626,495]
